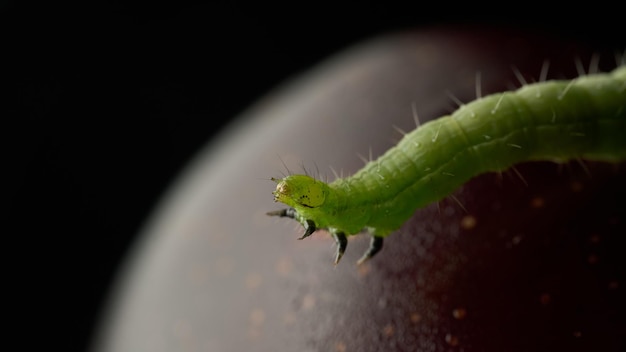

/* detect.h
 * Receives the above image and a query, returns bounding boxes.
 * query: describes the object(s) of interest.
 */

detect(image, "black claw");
[357,236,383,265]
[297,219,316,240]
[332,232,348,265]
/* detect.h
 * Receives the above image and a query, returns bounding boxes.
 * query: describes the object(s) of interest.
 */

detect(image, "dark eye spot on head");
[298,195,314,208]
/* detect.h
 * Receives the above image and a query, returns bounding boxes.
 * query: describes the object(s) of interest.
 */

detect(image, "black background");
[5,2,625,351]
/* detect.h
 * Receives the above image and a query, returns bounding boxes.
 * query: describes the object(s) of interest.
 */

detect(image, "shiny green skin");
[273,66,626,239]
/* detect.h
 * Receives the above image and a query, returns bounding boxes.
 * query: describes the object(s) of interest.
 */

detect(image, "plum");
[92,27,626,352]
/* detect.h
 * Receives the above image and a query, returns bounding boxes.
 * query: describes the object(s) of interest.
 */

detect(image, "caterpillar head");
[271,175,326,209]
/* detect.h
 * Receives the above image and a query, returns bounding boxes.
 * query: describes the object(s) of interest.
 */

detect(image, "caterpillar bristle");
[411,101,421,128]
[511,65,528,87]
[475,71,482,99]
[539,60,550,82]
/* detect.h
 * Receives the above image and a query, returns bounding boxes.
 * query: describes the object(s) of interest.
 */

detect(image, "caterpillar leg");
[266,207,296,218]
[356,235,383,265]
[267,208,316,240]
[331,232,347,265]
[298,219,316,240]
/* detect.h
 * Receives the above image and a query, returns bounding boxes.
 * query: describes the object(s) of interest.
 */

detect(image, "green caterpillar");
[268,65,626,265]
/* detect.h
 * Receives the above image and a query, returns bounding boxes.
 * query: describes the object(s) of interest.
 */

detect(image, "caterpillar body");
[268,65,626,265]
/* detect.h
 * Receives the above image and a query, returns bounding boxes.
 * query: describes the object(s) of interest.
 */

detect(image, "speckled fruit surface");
[92,28,626,352]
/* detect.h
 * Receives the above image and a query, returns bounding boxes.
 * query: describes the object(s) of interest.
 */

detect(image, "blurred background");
[4,2,625,351]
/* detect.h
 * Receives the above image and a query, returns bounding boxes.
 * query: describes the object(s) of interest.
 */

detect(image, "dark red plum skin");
[92,27,625,352]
